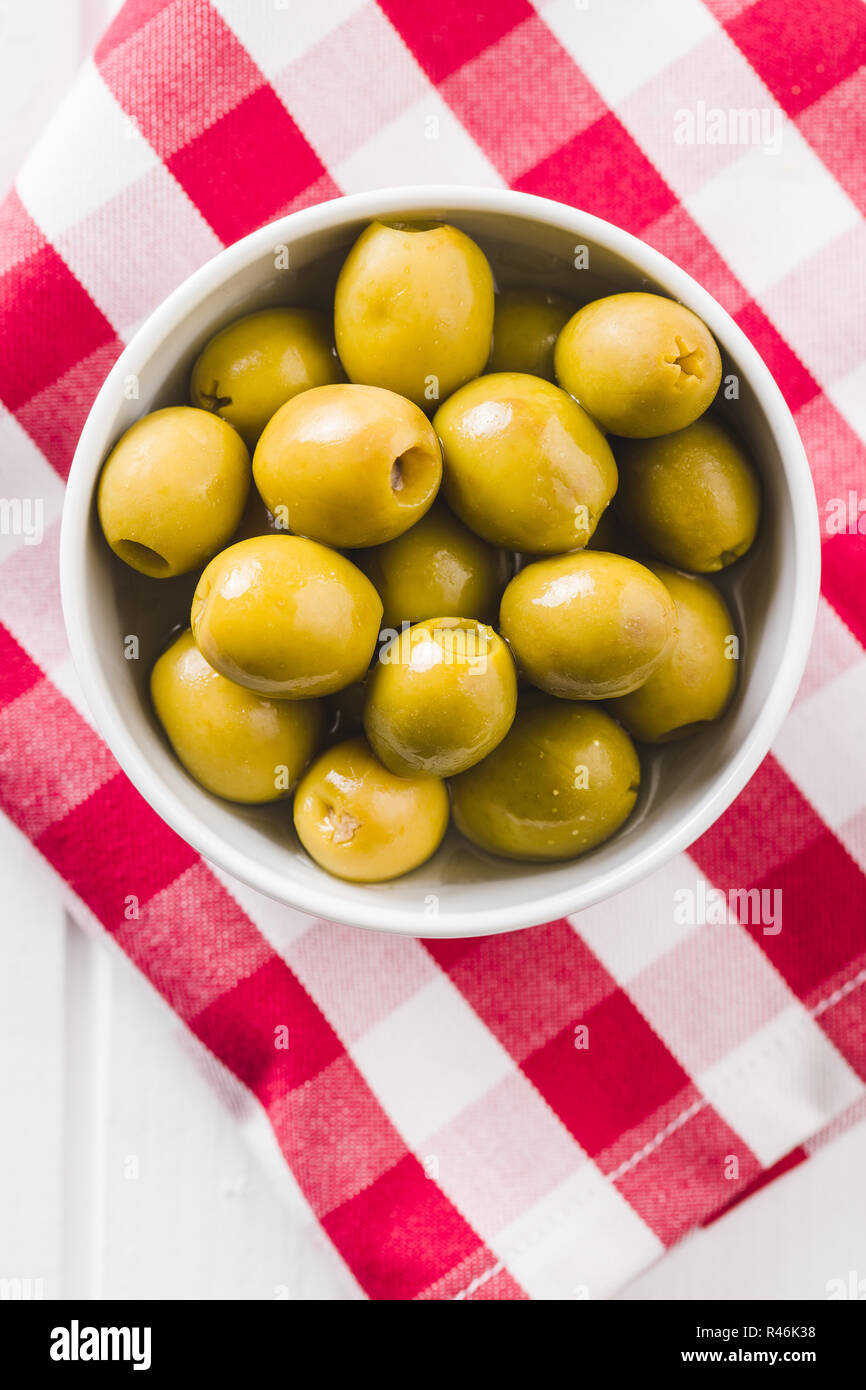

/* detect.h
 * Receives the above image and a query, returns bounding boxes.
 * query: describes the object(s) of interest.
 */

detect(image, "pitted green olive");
[98,406,250,578]
[364,618,517,777]
[253,383,441,548]
[190,307,342,448]
[191,535,383,698]
[555,292,722,437]
[435,372,617,553]
[451,698,640,861]
[151,629,322,801]
[500,549,677,699]
[334,220,494,408]
[293,736,449,882]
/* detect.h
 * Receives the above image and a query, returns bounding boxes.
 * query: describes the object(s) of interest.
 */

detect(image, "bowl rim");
[60,184,821,936]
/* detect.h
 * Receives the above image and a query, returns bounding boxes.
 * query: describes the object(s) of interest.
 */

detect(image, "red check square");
[36,772,198,925]
[523,988,690,1157]
[0,621,42,709]
[822,532,866,650]
[612,1102,761,1245]
[190,956,344,1106]
[0,245,116,414]
[514,111,676,234]
[322,1152,484,1301]
[97,0,263,159]
[168,84,325,244]
[734,299,820,413]
[727,0,866,118]
[378,0,533,85]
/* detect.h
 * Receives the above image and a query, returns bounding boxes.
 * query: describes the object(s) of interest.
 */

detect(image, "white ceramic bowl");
[60,186,820,938]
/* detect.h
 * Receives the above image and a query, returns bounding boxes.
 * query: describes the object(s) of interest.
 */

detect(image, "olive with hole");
[615,417,761,572]
[253,383,442,548]
[151,629,323,802]
[189,307,342,449]
[293,736,449,882]
[489,288,576,381]
[555,291,722,437]
[358,501,510,629]
[364,618,517,778]
[608,565,738,741]
[500,549,677,699]
[334,220,494,408]
[191,535,383,698]
[98,406,250,578]
[450,698,640,861]
[435,372,617,553]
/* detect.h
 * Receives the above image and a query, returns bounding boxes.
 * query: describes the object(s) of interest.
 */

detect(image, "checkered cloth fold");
[1,0,865,1300]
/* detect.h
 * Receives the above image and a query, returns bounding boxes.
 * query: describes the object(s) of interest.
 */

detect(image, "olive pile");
[98,220,760,883]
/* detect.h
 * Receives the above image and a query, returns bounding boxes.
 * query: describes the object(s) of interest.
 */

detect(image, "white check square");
[773,659,866,829]
[211,0,367,78]
[493,1163,663,1300]
[696,1004,865,1166]
[685,127,860,297]
[17,62,159,241]
[569,853,704,983]
[349,973,514,1149]
[333,91,504,194]
[540,0,717,109]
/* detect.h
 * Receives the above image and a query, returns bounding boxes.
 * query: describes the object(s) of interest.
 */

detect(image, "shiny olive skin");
[253,383,442,549]
[608,565,738,741]
[293,736,449,882]
[334,220,494,409]
[489,289,576,381]
[98,406,250,578]
[500,550,677,699]
[555,292,722,437]
[435,372,617,553]
[190,308,342,449]
[451,698,640,861]
[615,418,761,571]
[151,630,322,802]
[364,618,517,778]
[191,535,383,698]
[358,501,510,629]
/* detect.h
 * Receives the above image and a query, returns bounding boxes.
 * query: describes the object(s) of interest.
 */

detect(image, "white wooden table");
[2,0,865,1301]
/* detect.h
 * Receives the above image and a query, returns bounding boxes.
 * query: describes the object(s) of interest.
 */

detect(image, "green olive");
[451,698,640,861]
[364,618,517,777]
[555,292,722,437]
[191,535,383,698]
[98,406,250,578]
[615,417,761,571]
[253,383,441,548]
[500,550,677,699]
[293,736,449,882]
[334,220,494,409]
[151,629,322,802]
[357,501,509,629]
[608,565,738,741]
[190,308,342,449]
[489,288,575,380]
[435,372,617,552]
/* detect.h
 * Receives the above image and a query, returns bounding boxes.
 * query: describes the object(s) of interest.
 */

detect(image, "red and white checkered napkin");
[1,0,865,1300]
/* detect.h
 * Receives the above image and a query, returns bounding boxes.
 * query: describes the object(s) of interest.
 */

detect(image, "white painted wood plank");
[96,942,358,1299]
[0,819,67,1298]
